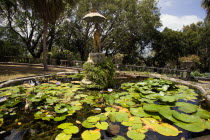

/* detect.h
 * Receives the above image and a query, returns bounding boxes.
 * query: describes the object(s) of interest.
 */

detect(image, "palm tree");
[31,0,76,71]
[202,0,210,18]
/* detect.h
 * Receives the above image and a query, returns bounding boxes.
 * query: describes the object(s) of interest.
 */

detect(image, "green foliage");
[83,59,116,89]
[0,27,25,57]
[202,0,210,18]
[54,0,161,62]
[191,70,210,78]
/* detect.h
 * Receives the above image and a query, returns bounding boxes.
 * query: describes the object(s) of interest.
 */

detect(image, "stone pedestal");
[87,53,105,64]
[82,53,106,85]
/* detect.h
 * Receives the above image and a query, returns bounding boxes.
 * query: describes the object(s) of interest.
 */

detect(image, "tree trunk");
[43,21,48,71]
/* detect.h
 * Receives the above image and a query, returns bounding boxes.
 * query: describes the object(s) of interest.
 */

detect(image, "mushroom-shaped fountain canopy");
[83,11,106,23]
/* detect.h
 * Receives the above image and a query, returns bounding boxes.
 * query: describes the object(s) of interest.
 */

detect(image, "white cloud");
[160,14,203,31]
[158,0,173,9]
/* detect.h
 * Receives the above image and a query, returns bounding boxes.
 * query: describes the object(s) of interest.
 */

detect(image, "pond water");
[0,74,210,140]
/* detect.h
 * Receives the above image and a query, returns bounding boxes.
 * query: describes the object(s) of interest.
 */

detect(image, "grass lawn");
[0,64,76,82]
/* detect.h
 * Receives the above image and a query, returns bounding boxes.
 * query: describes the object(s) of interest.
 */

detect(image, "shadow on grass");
[0,64,74,81]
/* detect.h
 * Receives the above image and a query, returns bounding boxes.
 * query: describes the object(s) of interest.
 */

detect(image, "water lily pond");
[0,74,210,140]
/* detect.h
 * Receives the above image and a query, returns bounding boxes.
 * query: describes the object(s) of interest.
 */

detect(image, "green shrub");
[83,59,116,89]
[191,70,210,78]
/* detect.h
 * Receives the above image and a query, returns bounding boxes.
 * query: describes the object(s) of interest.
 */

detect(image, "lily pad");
[55,133,72,140]
[116,112,129,122]
[87,116,100,123]
[122,121,133,126]
[172,111,202,123]
[160,96,176,102]
[81,130,101,140]
[46,97,59,104]
[175,121,206,132]
[143,104,161,112]
[136,82,147,86]
[194,108,210,119]
[54,103,70,114]
[158,106,178,122]
[27,94,47,102]
[105,107,117,112]
[129,117,142,124]
[112,136,126,140]
[58,123,73,129]
[63,126,79,134]
[108,112,129,122]
[108,112,117,122]
[106,95,115,105]
[4,99,21,107]
[54,116,66,121]
[41,115,54,121]
[157,85,170,91]
[34,111,42,119]
[176,102,198,113]
[0,118,3,127]
[132,124,143,129]
[96,114,107,121]
[95,122,109,130]
[0,112,3,118]
[154,123,181,136]
[206,121,210,129]
[71,106,82,111]
[142,118,181,136]
[130,107,151,117]
[127,130,145,140]
[82,120,95,128]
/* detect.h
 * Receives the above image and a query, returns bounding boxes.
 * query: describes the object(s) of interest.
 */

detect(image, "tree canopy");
[0,0,210,72]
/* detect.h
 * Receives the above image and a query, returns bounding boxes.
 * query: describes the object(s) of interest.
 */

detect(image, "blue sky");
[158,0,206,31]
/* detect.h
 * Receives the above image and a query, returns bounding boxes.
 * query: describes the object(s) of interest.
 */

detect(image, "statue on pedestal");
[83,11,105,53]
[93,23,101,53]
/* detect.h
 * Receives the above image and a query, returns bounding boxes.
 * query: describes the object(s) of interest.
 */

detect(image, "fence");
[0,56,191,80]
[0,56,43,64]
[0,56,85,67]
[116,64,191,80]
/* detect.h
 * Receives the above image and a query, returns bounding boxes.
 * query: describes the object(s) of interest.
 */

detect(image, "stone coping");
[0,62,83,71]
[0,71,79,88]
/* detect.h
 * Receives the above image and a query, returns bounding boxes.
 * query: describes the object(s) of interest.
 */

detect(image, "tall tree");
[152,28,184,68]
[182,22,210,72]
[0,0,43,58]
[31,0,76,71]
[55,0,161,63]
[202,0,210,18]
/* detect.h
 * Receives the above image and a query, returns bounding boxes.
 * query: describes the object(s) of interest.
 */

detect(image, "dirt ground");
[0,64,76,82]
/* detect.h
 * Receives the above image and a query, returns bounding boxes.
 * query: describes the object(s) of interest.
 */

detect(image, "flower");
[56,82,61,86]
[107,88,113,92]
[0,97,7,102]
[29,80,35,86]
